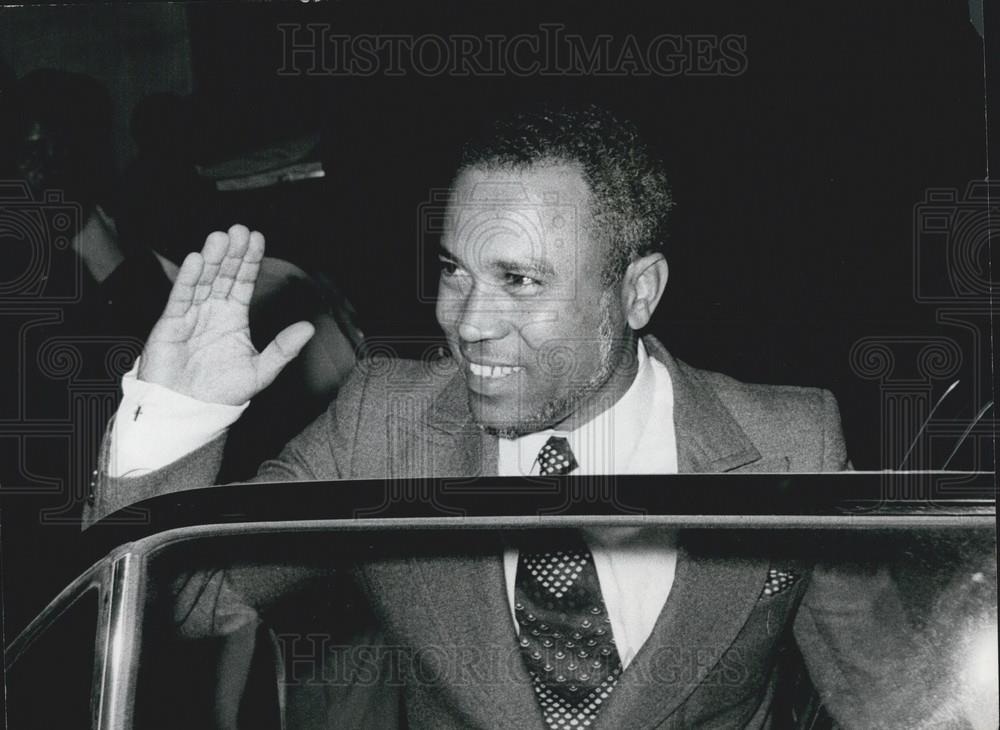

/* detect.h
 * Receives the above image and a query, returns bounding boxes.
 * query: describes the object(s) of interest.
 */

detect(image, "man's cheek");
[515,313,563,346]
[513,369,555,408]
[526,342,588,386]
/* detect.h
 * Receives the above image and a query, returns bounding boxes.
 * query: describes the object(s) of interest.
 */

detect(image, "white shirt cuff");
[107,358,249,478]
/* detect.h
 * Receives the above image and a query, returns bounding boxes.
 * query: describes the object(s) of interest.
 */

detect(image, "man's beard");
[476,293,629,439]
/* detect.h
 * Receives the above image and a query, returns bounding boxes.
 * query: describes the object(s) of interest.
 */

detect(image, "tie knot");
[537,436,578,476]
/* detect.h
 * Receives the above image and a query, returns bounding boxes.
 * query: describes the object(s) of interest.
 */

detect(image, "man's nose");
[456,285,508,343]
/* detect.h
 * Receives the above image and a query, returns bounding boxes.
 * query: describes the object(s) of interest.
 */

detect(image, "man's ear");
[621,252,669,330]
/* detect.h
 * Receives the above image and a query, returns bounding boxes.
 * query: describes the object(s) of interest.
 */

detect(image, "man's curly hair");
[458,104,674,286]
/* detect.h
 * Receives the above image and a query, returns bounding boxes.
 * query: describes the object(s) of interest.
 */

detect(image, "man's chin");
[468,399,537,439]
[470,408,540,440]
[478,422,538,440]
[468,397,568,440]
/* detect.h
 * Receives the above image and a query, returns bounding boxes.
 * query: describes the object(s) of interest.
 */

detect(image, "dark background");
[0,0,992,637]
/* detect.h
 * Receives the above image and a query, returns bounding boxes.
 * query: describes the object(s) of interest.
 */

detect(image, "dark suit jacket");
[86,337,909,729]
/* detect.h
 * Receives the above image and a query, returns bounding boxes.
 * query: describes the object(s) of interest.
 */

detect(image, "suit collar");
[642,336,763,473]
[415,336,762,476]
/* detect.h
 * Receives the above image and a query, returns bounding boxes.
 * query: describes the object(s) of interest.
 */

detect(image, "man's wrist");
[107,358,249,477]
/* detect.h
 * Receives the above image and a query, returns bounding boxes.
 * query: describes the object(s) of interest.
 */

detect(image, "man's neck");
[549,334,641,433]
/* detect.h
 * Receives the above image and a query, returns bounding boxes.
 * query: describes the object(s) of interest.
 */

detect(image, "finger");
[211,224,251,300]
[162,251,204,317]
[255,321,316,390]
[194,231,231,303]
[230,230,266,305]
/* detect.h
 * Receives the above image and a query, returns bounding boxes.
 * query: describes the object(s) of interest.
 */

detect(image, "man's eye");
[439,259,460,276]
[505,273,539,288]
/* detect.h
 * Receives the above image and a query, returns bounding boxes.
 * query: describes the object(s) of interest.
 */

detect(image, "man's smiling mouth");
[468,362,524,378]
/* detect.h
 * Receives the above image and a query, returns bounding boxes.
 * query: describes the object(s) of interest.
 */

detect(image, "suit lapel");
[597,542,771,728]
[413,550,542,726]
[373,371,533,725]
[360,543,543,728]
[643,336,764,474]
[592,338,777,726]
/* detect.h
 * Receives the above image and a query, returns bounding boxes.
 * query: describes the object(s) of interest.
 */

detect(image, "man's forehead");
[451,161,591,204]
[445,163,590,248]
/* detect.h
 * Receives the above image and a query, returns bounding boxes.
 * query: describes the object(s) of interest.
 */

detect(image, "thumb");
[255,321,316,390]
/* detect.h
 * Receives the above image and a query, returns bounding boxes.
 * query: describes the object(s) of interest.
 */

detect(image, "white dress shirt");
[108,340,679,668]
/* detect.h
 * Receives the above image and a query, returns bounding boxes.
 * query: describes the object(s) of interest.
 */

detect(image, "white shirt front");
[498,339,679,668]
[108,339,679,668]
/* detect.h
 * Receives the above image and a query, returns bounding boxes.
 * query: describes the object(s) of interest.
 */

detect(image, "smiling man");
[438,160,662,439]
[86,106,915,729]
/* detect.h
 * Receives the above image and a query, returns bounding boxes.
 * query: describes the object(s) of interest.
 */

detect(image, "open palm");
[138,225,315,405]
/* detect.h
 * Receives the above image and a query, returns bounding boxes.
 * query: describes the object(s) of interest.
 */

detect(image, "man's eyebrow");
[488,257,556,279]
[436,243,460,262]
[437,243,556,279]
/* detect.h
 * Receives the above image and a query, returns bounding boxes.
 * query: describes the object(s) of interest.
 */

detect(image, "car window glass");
[6,587,100,730]
[134,527,997,730]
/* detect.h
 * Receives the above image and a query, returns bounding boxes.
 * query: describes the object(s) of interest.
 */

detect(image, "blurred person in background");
[1,69,174,338]
[1,69,360,490]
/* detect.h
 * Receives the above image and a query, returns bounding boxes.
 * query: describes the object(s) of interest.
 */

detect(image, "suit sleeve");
[793,558,977,729]
[818,389,849,472]
[793,391,972,728]
[81,366,369,642]
[81,418,229,529]
[81,404,337,528]
[81,362,371,529]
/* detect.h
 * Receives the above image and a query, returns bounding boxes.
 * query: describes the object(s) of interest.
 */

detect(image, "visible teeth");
[470,363,522,378]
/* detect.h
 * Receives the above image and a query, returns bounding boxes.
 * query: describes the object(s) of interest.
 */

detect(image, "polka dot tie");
[536,435,579,477]
[760,568,800,597]
[517,440,622,730]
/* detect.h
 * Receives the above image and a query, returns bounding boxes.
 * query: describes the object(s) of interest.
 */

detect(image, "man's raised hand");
[137,225,315,405]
